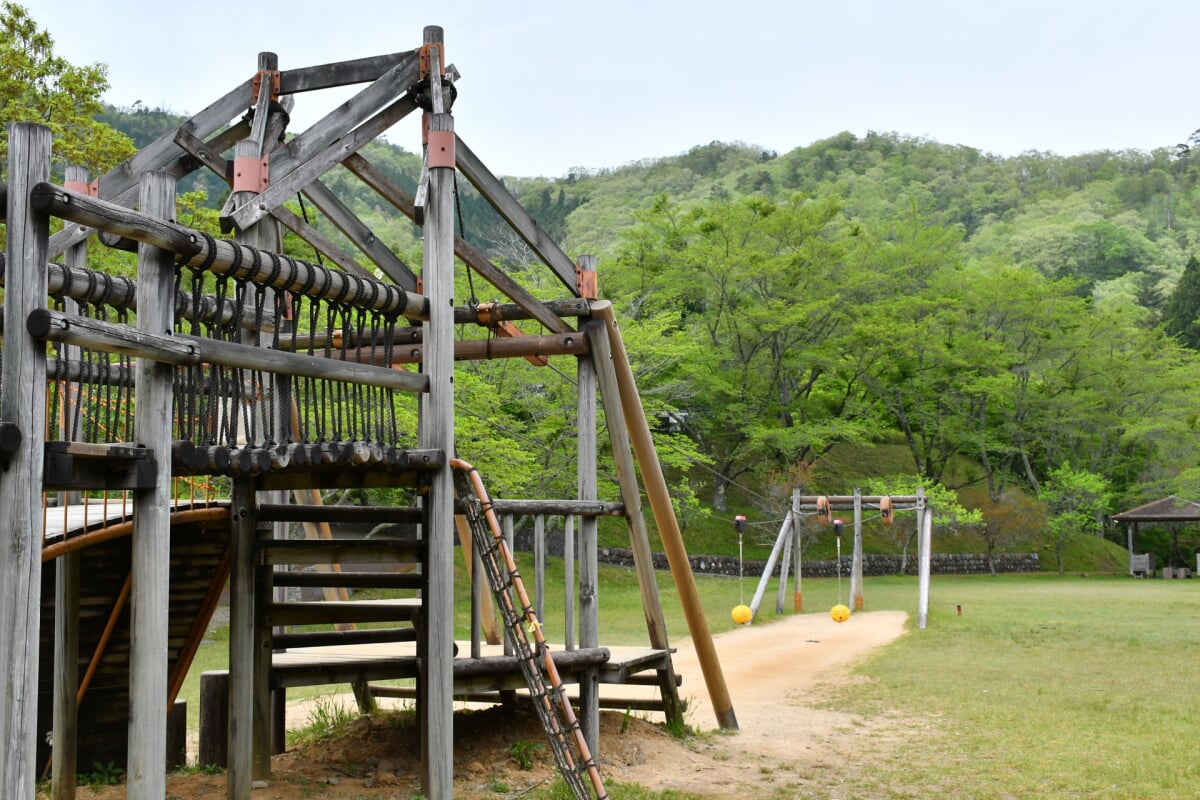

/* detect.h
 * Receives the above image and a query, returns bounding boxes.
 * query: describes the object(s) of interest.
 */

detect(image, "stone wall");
[595,547,1040,576]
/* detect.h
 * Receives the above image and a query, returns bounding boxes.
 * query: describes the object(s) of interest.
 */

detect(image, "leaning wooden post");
[775,512,793,615]
[851,488,865,612]
[0,121,51,800]
[576,255,601,755]
[127,170,176,800]
[583,318,681,722]
[51,163,89,800]
[592,301,738,730]
[917,488,931,629]
[417,25,455,798]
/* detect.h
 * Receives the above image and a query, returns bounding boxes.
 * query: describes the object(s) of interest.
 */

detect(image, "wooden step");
[271,569,422,590]
[267,599,420,627]
[259,539,423,566]
[274,626,417,650]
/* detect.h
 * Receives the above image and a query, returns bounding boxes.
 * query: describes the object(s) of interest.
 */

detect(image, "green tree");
[0,2,134,176]
[864,474,981,573]
[1040,463,1112,574]
[1162,256,1200,350]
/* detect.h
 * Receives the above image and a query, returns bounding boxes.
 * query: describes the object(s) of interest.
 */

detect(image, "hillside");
[96,106,1197,573]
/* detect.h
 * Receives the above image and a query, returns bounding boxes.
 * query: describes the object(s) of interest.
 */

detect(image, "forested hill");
[98,106,1200,544]
[102,104,1196,308]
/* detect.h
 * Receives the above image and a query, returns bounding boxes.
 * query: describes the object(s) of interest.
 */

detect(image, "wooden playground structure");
[0,27,737,799]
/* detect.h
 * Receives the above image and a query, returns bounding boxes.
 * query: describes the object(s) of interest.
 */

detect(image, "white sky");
[17,0,1200,177]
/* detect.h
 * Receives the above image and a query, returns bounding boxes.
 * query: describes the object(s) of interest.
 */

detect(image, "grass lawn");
[183,564,1200,799]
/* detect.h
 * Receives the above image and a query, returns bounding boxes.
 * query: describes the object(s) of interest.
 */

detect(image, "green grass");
[814,574,1200,799]
[180,550,1200,798]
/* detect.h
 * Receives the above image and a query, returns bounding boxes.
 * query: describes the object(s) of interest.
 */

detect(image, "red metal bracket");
[64,179,99,198]
[427,130,455,169]
[575,264,597,300]
[418,43,445,79]
[252,69,281,103]
[232,154,270,193]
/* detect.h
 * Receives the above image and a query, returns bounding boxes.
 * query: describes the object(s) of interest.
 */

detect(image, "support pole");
[0,122,51,800]
[749,512,791,619]
[917,488,931,629]
[228,478,258,800]
[583,319,681,722]
[791,489,803,612]
[51,163,88,800]
[592,300,737,730]
[417,25,455,797]
[127,170,176,800]
[576,289,600,756]
[851,488,864,612]
[775,513,793,615]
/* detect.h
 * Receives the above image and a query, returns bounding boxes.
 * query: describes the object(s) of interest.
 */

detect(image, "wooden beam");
[418,28,455,796]
[226,94,419,232]
[299,179,419,291]
[32,183,427,320]
[0,123,51,799]
[280,50,418,94]
[268,204,376,279]
[343,152,571,334]
[269,54,419,184]
[126,170,176,800]
[454,135,579,293]
[592,301,737,731]
[576,302,600,755]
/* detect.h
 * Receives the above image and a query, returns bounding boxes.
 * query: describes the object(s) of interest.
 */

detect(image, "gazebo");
[1112,496,1200,576]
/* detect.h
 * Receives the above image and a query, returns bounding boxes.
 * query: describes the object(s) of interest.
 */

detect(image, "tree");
[608,192,877,510]
[1162,256,1200,350]
[1040,463,1111,574]
[0,2,134,177]
[865,475,981,573]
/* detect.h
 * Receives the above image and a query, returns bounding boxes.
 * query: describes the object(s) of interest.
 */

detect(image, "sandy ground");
[66,610,911,799]
[605,610,912,796]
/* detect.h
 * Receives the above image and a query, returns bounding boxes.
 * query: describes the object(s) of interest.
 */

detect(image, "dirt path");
[67,610,910,798]
[604,610,911,796]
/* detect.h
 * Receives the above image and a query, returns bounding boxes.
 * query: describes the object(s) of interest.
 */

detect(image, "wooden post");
[917,488,931,629]
[851,488,864,612]
[749,512,790,619]
[592,301,737,729]
[534,514,546,624]
[583,318,681,722]
[775,512,793,615]
[228,478,258,800]
[0,122,51,799]
[126,170,176,800]
[51,164,88,800]
[791,488,803,612]
[199,671,230,768]
[417,25,455,798]
[563,514,575,650]
[576,289,600,756]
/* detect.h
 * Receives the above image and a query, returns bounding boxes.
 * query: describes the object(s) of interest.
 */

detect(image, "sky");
[17,0,1200,178]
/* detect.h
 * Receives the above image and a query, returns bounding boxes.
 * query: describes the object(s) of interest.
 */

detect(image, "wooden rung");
[271,570,422,589]
[622,672,683,687]
[259,539,424,565]
[258,503,424,525]
[274,626,417,649]
[268,599,420,627]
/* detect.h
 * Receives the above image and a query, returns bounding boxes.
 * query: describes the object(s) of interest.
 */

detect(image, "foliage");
[286,697,358,747]
[0,2,134,177]
[1162,255,1200,349]
[1040,462,1112,574]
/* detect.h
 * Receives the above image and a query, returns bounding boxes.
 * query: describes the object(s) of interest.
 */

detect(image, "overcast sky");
[17,0,1200,177]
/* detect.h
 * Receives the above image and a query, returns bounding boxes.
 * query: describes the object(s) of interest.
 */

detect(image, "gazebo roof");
[1113,495,1200,523]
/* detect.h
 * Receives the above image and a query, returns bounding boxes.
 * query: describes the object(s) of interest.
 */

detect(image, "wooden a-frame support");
[2,23,738,800]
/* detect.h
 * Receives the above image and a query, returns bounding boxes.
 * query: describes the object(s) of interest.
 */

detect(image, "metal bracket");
[427,130,455,169]
[418,43,444,80]
[232,154,270,194]
[252,69,281,103]
[64,179,99,198]
[575,264,597,300]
